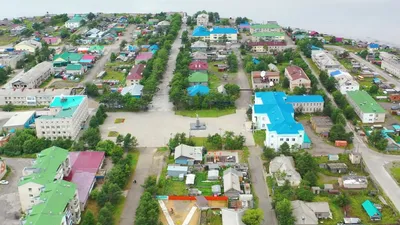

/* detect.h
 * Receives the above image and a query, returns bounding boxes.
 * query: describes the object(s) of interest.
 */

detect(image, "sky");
[1,0,399,46]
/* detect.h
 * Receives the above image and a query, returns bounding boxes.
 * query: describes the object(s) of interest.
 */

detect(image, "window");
[292,138,295,141]
[271,135,274,138]
[29,194,33,197]
[28,188,32,192]
[286,138,289,141]
[31,200,34,203]
[280,138,283,141]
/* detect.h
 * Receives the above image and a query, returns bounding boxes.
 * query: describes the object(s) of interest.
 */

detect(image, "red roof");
[42,37,60,44]
[252,71,280,78]
[127,64,145,80]
[247,41,287,47]
[285,66,310,81]
[82,54,96,60]
[189,61,208,70]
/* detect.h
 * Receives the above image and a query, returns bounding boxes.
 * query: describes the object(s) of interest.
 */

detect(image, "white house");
[311,50,341,71]
[329,70,360,94]
[14,40,42,53]
[196,13,209,26]
[65,15,84,29]
[10,61,53,88]
[269,155,302,186]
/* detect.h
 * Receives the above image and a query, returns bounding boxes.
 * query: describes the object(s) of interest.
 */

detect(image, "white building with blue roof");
[252,92,323,150]
[329,69,359,94]
[192,26,238,43]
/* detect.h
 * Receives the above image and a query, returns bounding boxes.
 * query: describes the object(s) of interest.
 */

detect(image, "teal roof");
[40,95,85,119]
[68,15,83,23]
[53,52,83,63]
[88,45,104,52]
[251,24,281,29]
[23,180,77,225]
[252,32,285,37]
[304,133,311,143]
[66,64,82,71]
[18,147,69,186]
[362,200,381,218]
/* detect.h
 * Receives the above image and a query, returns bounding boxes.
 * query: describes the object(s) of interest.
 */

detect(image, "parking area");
[100,109,255,147]
[378,101,400,127]
[0,158,32,225]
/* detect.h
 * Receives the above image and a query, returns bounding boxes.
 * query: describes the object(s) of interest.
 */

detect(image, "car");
[0,180,9,185]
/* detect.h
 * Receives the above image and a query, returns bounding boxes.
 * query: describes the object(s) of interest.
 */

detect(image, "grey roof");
[324,184,334,190]
[157,21,170,26]
[3,111,35,128]
[223,168,241,193]
[291,200,318,225]
[207,170,219,179]
[327,163,348,169]
[208,163,220,170]
[306,202,331,215]
[212,185,221,193]
[0,88,72,98]
[121,84,144,96]
[221,208,245,225]
[191,41,207,48]
[174,144,203,161]
[269,155,302,185]
[167,165,188,172]
[191,51,208,60]
[10,61,52,86]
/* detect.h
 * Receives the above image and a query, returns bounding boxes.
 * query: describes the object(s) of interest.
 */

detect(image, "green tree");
[110,52,117,62]
[278,142,291,155]
[60,28,70,39]
[303,171,318,186]
[97,182,122,207]
[368,85,379,95]
[263,147,276,160]
[224,83,240,98]
[359,50,368,59]
[275,199,295,225]
[111,146,124,164]
[2,103,15,112]
[135,192,160,225]
[123,133,138,150]
[98,202,114,225]
[282,77,290,89]
[87,12,96,21]
[334,193,350,207]
[295,152,318,176]
[81,211,96,225]
[220,18,230,25]
[116,134,124,146]
[85,83,100,97]
[96,140,116,155]
[80,127,101,149]
[242,208,264,225]
[142,176,158,195]
[293,86,307,95]
[207,133,223,149]
[227,53,238,72]
[296,187,315,201]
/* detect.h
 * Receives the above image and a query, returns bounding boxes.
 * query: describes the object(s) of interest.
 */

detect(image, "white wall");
[18,182,44,212]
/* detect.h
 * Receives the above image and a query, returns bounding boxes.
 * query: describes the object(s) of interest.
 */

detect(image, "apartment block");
[311,50,341,71]
[0,88,73,106]
[346,90,386,123]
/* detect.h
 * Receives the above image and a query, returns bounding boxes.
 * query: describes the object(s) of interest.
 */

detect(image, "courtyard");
[100,109,255,147]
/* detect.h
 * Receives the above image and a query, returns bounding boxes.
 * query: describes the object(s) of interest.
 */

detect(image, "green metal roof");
[53,52,83,63]
[346,90,386,113]
[252,32,285,37]
[23,180,77,225]
[68,15,83,23]
[88,45,104,52]
[188,72,208,83]
[40,95,85,119]
[18,147,69,186]
[66,64,82,70]
[251,24,281,29]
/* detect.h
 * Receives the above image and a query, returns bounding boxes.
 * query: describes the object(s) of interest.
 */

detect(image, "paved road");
[150,26,185,112]
[248,146,277,225]
[233,48,252,110]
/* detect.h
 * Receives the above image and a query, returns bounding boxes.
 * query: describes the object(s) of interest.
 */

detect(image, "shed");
[2,111,35,132]
[208,163,220,170]
[312,186,321,194]
[328,154,339,161]
[327,163,348,173]
[343,217,361,224]
[208,170,219,180]
[349,152,361,164]
[186,174,195,185]
[324,184,334,191]
[362,200,381,221]
[212,185,221,195]
[167,165,188,177]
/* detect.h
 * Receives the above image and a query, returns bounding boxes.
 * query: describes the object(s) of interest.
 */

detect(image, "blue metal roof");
[330,70,342,77]
[311,45,323,50]
[192,26,210,37]
[369,43,379,49]
[373,78,381,83]
[149,44,159,51]
[252,57,260,65]
[362,200,381,218]
[210,27,238,34]
[286,95,324,103]
[187,85,210,96]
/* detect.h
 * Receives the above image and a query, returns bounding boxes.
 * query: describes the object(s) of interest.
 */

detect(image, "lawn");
[390,165,400,185]
[208,73,221,90]
[239,147,250,163]
[39,76,54,88]
[157,167,188,195]
[208,61,237,77]
[103,69,126,83]
[113,197,126,224]
[0,35,18,45]
[195,172,221,196]
[114,118,125,124]
[125,151,140,189]
[253,130,265,147]
[191,137,220,150]
[108,131,119,137]
[175,109,236,118]
[84,199,100,218]
[304,58,321,74]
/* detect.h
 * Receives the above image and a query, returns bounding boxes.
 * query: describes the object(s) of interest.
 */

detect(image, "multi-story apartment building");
[329,70,360,94]
[0,88,73,106]
[35,95,89,140]
[196,13,209,26]
[250,23,282,34]
[247,41,288,53]
[251,32,285,42]
[346,90,386,124]
[192,26,238,43]
[18,146,71,212]
[8,61,53,89]
[382,59,400,78]
[311,50,341,71]
[284,66,311,91]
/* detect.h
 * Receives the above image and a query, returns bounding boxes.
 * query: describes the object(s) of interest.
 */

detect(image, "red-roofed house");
[335,37,344,43]
[126,64,145,85]
[42,37,61,45]
[189,61,208,73]
[135,52,153,64]
[251,71,280,89]
[247,41,287,53]
[65,151,105,209]
[284,66,311,91]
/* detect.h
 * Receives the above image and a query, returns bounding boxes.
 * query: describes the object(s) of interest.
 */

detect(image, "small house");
[120,84,144,98]
[191,41,207,52]
[349,152,362,164]
[324,184,334,192]
[311,186,321,194]
[208,163,220,171]
[212,185,221,195]
[174,144,203,165]
[187,85,210,96]
[207,170,219,180]
[189,61,208,73]
[328,154,339,161]
[327,163,348,173]
[186,174,195,185]
[135,52,153,63]
[223,168,242,198]
[2,111,36,132]
[362,200,381,221]
[167,165,188,177]
[343,218,361,224]
[339,175,368,189]
[191,51,208,62]
[188,72,208,86]
[66,64,85,75]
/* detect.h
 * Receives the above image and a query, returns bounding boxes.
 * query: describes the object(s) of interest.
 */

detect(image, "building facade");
[192,26,238,43]
[286,95,324,113]
[0,88,73,106]
[196,13,209,26]
[311,50,341,71]
[10,61,53,89]
[14,40,42,53]
[284,66,311,91]
[35,95,89,140]
[381,59,400,77]
[250,24,282,34]
[346,90,386,123]
[329,70,360,94]
[247,41,288,53]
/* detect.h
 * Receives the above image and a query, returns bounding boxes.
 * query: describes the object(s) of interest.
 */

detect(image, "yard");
[208,73,220,90]
[191,137,220,150]
[208,61,237,78]
[0,35,18,46]
[158,160,189,196]
[194,172,221,196]
[304,58,321,74]
[175,109,236,118]
[103,69,126,83]
[389,163,400,185]
[253,130,265,147]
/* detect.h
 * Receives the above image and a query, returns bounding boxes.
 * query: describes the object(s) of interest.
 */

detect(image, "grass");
[208,73,221,90]
[114,118,125,124]
[39,76,54,88]
[175,109,236,118]
[125,151,140,189]
[157,147,168,152]
[108,131,119,137]
[113,197,126,224]
[0,35,18,45]
[195,172,221,196]
[240,147,250,163]
[103,69,125,83]
[305,58,321,74]
[253,130,265,147]
[157,166,188,195]
[208,61,237,77]
[390,166,400,185]
[191,137,221,150]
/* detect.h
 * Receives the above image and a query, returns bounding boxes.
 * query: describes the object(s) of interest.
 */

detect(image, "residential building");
[269,155,302,186]
[187,85,210,96]
[2,111,35,132]
[223,168,242,198]
[0,51,25,69]
[188,72,208,86]
[349,152,362,164]
[64,151,105,209]
[126,64,145,85]
[250,23,282,34]
[53,52,83,67]
[285,95,324,113]
[362,200,381,221]
[310,116,333,134]
[18,146,71,212]
[252,92,322,149]
[238,22,250,31]
[14,40,42,53]
[327,163,348,173]
[35,95,89,140]
[88,45,105,55]
[189,61,208,73]
[10,61,52,88]
[135,52,153,63]
[42,37,61,45]
[0,159,6,179]
[329,70,360,94]
[120,84,144,98]
[251,71,280,89]
[381,58,400,77]
[221,208,245,225]
[192,26,238,43]
[291,200,332,225]
[191,40,208,52]
[65,15,84,29]
[191,51,208,61]
[339,175,368,189]
[174,144,203,165]
[0,88,73,106]
[207,170,219,180]
[196,13,209,26]
[10,25,26,36]
[311,50,341,71]
[251,32,285,42]
[346,90,386,123]
[368,43,380,52]
[284,66,311,91]
[66,64,85,75]
[167,165,188,177]
[247,41,288,53]
[157,20,170,27]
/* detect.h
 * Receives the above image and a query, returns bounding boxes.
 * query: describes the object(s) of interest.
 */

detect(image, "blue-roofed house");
[329,70,360,94]
[120,84,144,98]
[252,57,260,65]
[311,45,323,51]
[239,22,250,31]
[368,43,380,52]
[253,92,321,150]
[362,200,381,221]
[187,85,210,96]
[373,78,381,84]
[192,26,210,38]
[149,44,159,54]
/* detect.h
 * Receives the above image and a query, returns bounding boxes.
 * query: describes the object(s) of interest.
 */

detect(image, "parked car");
[0,180,9,185]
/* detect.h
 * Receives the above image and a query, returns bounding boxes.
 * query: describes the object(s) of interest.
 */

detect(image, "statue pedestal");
[190,115,206,130]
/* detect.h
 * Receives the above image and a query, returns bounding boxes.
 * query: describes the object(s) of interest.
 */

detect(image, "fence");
[163,196,228,201]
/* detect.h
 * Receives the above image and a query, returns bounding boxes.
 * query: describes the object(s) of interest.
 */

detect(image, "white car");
[0,180,9,185]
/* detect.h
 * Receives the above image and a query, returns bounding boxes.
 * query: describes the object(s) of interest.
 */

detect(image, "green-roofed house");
[22,180,81,225]
[362,200,381,221]
[53,52,83,67]
[250,23,282,34]
[66,64,85,75]
[188,72,209,86]
[88,45,105,55]
[18,146,71,212]
[251,32,285,42]
[65,15,84,29]
[346,90,386,124]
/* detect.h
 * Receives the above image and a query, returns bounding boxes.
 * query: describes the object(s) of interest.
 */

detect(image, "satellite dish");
[269,81,274,87]
[260,71,266,78]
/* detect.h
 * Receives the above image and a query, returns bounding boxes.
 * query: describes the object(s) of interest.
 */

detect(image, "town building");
[0,88,73,106]
[310,116,333,134]
[10,25,26,36]
[346,90,386,123]
[174,144,203,165]
[223,168,242,198]
[291,200,332,225]
[126,64,145,85]
[349,152,362,164]
[18,146,71,212]
[311,50,341,71]
[189,61,208,73]
[9,61,53,88]
[269,155,302,186]
[285,95,324,113]
[135,52,153,63]
[66,64,85,75]
[339,175,368,189]
[14,40,42,53]
[191,51,208,62]
[196,13,209,26]
[368,43,380,52]
[35,95,89,140]
[2,111,35,132]
[42,36,61,45]
[120,84,144,98]
[362,200,382,221]
[53,52,83,67]
[250,23,282,34]
[253,92,322,149]
[284,66,311,91]
[247,41,288,53]
[329,70,360,94]
[65,15,84,29]
[221,208,245,225]
[188,72,209,86]
[251,32,285,42]
[191,40,207,52]
[192,26,238,43]
[381,57,400,78]
[0,51,26,69]
[251,71,280,89]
